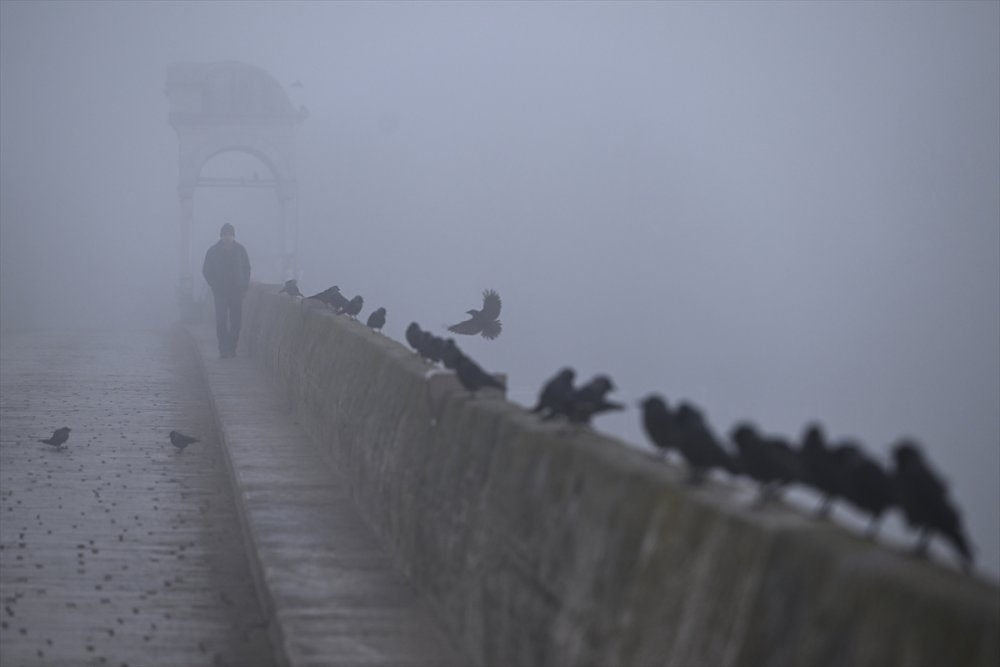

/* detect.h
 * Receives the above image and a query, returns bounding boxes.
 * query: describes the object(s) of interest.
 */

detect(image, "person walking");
[202,222,251,358]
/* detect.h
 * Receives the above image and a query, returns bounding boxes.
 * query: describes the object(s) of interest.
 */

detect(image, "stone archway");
[166,61,307,316]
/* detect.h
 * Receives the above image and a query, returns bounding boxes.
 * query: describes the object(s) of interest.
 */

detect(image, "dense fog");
[1,1,997,579]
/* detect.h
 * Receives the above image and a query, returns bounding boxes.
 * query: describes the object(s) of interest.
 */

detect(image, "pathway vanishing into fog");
[0,330,272,667]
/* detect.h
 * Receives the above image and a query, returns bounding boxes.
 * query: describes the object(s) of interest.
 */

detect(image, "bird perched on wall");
[405,322,425,354]
[530,368,576,420]
[279,279,303,297]
[447,289,502,340]
[730,423,801,503]
[798,423,843,518]
[306,285,350,311]
[670,402,740,483]
[892,440,973,572]
[366,307,386,332]
[640,395,676,455]
[560,375,623,425]
[40,427,71,449]
[441,338,464,370]
[169,430,199,453]
[830,443,895,538]
[416,332,445,364]
[455,355,506,397]
[338,295,364,319]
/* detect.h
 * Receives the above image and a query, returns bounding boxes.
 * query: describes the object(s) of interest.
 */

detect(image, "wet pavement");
[0,329,274,667]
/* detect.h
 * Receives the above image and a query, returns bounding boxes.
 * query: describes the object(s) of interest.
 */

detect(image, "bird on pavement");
[279,279,303,297]
[530,368,576,420]
[40,427,71,448]
[892,440,973,572]
[447,289,502,340]
[169,430,200,453]
[366,307,386,332]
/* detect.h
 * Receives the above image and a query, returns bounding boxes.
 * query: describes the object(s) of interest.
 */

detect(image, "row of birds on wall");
[278,278,975,574]
[280,279,503,340]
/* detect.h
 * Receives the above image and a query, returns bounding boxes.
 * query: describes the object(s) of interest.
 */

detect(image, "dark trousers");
[213,290,244,356]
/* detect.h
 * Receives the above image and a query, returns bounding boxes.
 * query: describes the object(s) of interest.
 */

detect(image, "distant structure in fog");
[165,61,307,319]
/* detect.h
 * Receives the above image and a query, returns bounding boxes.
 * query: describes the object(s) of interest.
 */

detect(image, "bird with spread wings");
[447,289,502,340]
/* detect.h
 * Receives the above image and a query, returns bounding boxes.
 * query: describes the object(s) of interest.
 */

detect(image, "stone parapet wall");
[241,283,999,667]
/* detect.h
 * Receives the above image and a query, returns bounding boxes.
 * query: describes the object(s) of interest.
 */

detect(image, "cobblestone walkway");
[0,328,273,667]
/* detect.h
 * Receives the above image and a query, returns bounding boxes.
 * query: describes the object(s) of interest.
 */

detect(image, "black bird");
[169,430,199,453]
[561,375,623,425]
[671,402,740,483]
[639,395,676,455]
[338,295,364,318]
[405,322,425,354]
[366,307,386,332]
[447,289,502,340]
[892,440,974,572]
[440,338,464,370]
[306,285,350,311]
[530,368,576,419]
[279,279,303,297]
[40,427,71,448]
[798,423,842,518]
[730,423,801,503]
[830,443,895,538]
[455,355,505,397]
[417,332,445,364]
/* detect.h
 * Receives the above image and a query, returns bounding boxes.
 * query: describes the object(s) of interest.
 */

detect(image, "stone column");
[177,185,198,322]
[277,180,299,282]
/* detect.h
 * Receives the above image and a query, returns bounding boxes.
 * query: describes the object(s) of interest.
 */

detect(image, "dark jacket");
[202,240,251,295]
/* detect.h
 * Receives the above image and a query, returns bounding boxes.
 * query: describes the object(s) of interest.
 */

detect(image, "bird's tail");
[480,319,502,340]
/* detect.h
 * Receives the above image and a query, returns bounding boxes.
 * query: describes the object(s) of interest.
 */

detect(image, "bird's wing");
[480,290,501,320]
[479,319,502,340]
[448,317,481,335]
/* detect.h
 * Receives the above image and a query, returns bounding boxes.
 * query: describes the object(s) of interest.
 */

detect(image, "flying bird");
[169,430,199,453]
[40,427,71,448]
[447,289,502,340]
[279,279,303,297]
[530,368,576,420]
[892,440,974,572]
[366,307,386,332]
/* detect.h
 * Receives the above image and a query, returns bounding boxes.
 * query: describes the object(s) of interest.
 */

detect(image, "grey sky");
[1,1,997,578]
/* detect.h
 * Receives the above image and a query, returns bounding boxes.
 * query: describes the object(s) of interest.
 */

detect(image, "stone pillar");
[277,180,299,281]
[177,185,199,322]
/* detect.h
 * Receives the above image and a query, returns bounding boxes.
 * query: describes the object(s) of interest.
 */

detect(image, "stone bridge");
[1,284,998,666]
